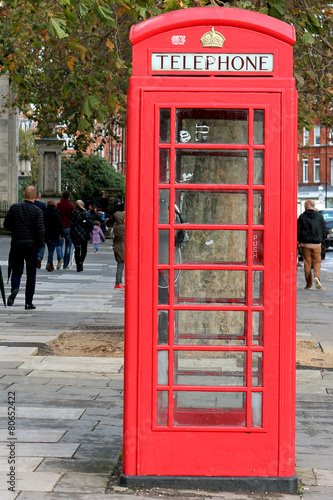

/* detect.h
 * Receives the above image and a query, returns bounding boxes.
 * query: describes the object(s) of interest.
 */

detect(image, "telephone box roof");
[130,7,295,46]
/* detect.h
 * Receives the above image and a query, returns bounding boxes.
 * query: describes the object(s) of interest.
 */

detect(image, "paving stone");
[296,468,317,486]
[0,490,18,500]
[0,471,62,492]
[36,457,115,474]
[53,471,109,493]
[0,406,85,419]
[0,456,43,472]
[0,430,65,442]
[0,442,80,457]
[73,442,122,460]
[314,468,333,486]
[295,385,327,394]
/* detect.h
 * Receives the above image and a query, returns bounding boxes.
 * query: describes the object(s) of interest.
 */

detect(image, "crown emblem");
[200,27,225,48]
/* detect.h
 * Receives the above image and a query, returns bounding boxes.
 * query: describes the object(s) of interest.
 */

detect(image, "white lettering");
[151,53,273,73]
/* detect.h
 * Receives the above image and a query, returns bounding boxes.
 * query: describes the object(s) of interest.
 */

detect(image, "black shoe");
[7,289,19,306]
[25,304,36,310]
[76,263,83,272]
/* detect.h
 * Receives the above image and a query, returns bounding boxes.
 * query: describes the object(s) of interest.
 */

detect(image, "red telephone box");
[122,7,298,493]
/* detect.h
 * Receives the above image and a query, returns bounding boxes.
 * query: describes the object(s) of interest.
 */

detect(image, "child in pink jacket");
[90,221,105,253]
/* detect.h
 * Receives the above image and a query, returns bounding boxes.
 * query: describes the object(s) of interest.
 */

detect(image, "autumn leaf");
[67,56,77,71]
[105,38,114,51]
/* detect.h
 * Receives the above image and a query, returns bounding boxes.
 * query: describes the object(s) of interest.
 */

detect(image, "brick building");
[298,124,333,214]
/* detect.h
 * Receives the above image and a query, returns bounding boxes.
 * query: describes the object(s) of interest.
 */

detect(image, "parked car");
[319,209,333,250]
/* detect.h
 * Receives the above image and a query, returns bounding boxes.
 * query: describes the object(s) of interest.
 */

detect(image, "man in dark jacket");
[297,199,326,290]
[4,186,45,309]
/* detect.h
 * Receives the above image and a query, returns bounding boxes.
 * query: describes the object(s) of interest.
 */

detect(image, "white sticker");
[171,35,186,46]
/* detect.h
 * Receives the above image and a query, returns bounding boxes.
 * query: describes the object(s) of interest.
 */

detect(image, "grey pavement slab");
[53,472,109,494]
[0,471,62,492]
[0,407,85,419]
[36,457,115,474]
[0,442,80,458]
[0,456,43,472]
[0,430,65,442]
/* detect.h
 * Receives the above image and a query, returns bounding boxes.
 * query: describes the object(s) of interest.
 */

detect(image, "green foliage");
[61,153,125,200]
[2,0,333,142]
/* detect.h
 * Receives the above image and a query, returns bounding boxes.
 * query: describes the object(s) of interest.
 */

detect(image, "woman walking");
[44,201,64,272]
[70,200,93,272]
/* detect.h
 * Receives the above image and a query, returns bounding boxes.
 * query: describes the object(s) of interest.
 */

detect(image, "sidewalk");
[0,235,332,499]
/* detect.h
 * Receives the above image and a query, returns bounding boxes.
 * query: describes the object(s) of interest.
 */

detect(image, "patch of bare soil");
[37,329,124,357]
[296,339,333,369]
[37,330,333,369]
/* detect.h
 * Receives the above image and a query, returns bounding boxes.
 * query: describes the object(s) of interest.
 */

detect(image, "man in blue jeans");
[4,186,44,309]
[57,190,75,269]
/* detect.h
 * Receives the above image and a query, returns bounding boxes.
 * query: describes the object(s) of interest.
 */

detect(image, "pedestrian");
[4,186,44,309]
[113,211,125,289]
[90,220,105,253]
[96,207,110,236]
[44,201,64,272]
[34,191,47,269]
[57,190,75,269]
[70,200,93,272]
[297,199,326,290]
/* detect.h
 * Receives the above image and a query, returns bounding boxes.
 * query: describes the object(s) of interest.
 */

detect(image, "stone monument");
[35,137,63,198]
[0,74,18,208]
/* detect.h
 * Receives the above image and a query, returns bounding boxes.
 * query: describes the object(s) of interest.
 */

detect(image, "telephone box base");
[120,474,298,494]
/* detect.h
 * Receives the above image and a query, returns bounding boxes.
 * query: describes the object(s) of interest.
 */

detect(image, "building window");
[330,158,333,186]
[313,158,320,182]
[303,159,309,183]
[303,128,309,146]
[314,125,321,145]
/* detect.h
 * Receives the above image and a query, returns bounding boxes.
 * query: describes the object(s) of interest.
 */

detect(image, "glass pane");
[252,352,263,387]
[175,190,247,224]
[176,108,248,144]
[252,230,263,265]
[175,270,246,305]
[252,311,263,346]
[253,150,264,184]
[159,230,169,264]
[159,189,170,224]
[158,270,169,305]
[158,351,168,385]
[158,310,169,345]
[174,351,246,386]
[160,108,170,143]
[254,110,264,145]
[253,190,263,225]
[174,310,247,346]
[253,270,263,305]
[176,150,248,184]
[178,229,247,264]
[251,392,263,427]
[157,391,168,426]
[159,149,170,183]
[173,391,246,426]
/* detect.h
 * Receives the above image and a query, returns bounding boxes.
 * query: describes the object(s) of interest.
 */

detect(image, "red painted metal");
[124,6,297,482]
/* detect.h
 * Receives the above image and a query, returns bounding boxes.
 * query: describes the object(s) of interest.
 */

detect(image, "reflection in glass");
[159,189,170,224]
[175,270,246,304]
[176,108,248,144]
[160,109,170,143]
[176,150,248,184]
[253,191,264,225]
[158,311,169,345]
[174,351,246,386]
[178,230,247,264]
[252,230,263,265]
[175,190,247,225]
[159,149,170,183]
[174,310,247,346]
[173,391,246,426]
[158,350,169,385]
[157,390,168,426]
[252,352,263,386]
[251,392,263,427]
[159,230,169,264]
[252,311,263,346]
[253,270,263,305]
[254,110,265,145]
[158,270,169,305]
[253,150,264,184]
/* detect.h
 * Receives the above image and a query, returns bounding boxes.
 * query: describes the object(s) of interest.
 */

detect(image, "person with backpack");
[70,200,93,272]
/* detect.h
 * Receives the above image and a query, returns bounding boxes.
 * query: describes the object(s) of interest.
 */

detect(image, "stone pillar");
[0,74,18,206]
[35,138,63,198]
